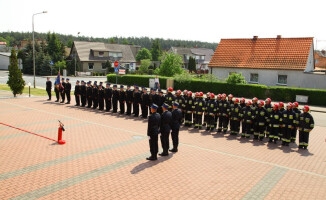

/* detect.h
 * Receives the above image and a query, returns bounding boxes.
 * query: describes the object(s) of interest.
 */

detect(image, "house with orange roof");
[208,35,326,89]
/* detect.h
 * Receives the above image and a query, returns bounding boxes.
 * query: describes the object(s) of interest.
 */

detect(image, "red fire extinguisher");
[58,120,66,144]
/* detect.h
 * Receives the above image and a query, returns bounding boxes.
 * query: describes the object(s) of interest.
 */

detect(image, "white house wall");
[305,43,314,72]
[211,67,326,89]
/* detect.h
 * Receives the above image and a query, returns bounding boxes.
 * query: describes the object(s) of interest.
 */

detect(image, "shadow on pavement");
[297,149,314,157]
[130,154,173,174]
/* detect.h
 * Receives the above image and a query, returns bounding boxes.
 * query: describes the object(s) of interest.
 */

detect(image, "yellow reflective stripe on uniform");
[273,124,279,127]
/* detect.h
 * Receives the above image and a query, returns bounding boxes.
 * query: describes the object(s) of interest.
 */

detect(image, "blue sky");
[1,0,326,49]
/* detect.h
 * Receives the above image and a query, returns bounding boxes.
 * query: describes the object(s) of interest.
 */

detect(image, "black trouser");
[126,101,132,115]
[55,88,59,101]
[279,125,285,140]
[230,119,240,134]
[105,99,111,111]
[214,115,218,128]
[185,111,193,126]
[75,95,80,106]
[257,124,266,139]
[60,91,65,102]
[243,121,253,138]
[218,115,228,132]
[203,114,208,126]
[46,89,51,99]
[265,123,271,137]
[112,99,118,112]
[241,121,247,134]
[291,128,297,142]
[160,131,170,154]
[149,134,158,158]
[299,131,309,147]
[133,103,139,116]
[99,99,104,110]
[87,97,92,108]
[141,105,148,118]
[93,98,98,109]
[65,91,70,103]
[81,95,86,106]
[194,113,203,128]
[182,110,185,123]
[282,127,292,144]
[171,127,179,149]
[269,126,279,141]
[207,114,215,129]
[119,101,125,114]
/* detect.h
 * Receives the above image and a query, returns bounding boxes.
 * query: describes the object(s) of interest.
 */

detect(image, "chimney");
[253,36,258,40]
[277,35,282,39]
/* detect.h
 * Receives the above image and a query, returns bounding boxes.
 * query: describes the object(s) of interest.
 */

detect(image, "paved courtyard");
[0,97,326,200]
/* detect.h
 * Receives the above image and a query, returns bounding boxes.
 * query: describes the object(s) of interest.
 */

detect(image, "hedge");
[107,74,326,106]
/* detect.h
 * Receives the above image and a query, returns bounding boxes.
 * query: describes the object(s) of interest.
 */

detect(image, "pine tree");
[151,39,162,61]
[188,56,196,73]
[7,49,25,97]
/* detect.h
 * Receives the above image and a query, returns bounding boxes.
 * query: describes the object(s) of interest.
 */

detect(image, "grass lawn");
[0,84,72,96]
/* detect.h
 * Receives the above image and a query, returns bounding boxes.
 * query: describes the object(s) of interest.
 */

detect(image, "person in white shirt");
[155,75,160,90]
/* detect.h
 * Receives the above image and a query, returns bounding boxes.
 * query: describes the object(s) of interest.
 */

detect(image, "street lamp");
[75,32,80,77]
[32,11,47,88]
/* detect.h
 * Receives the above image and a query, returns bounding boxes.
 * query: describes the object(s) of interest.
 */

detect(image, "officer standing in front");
[126,85,133,115]
[112,85,119,113]
[92,82,99,109]
[170,102,182,152]
[74,80,81,106]
[80,81,87,107]
[147,104,161,161]
[104,83,112,112]
[160,103,172,156]
[119,85,126,114]
[98,83,105,111]
[65,78,71,104]
[46,77,52,101]
[60,78,66,103]
[86,81,93,108]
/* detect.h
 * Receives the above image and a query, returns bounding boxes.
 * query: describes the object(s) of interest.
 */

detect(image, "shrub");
[226,73,246,84]
[107,74,168,88]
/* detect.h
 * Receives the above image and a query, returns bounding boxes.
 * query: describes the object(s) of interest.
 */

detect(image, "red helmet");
[293,102,299,108]
[240,97,245,103]
[234,98,240,103]
[188,91,192,96]
[195,92,199,97]
[279,102,284,108]
[207,92,211,95]
[273,103,279,109]
[200,92,204,97]
[303,105,310,112]
[265,98,271,103]
[228,94,233,98]
[177,90,181,94]
[217,94,222,99]
[210,93,215,99]
[287,102,293,108]
[246,100,252,105]
[168,87,173,92]
[183,90,188,94]
[222,93,227,98]
[258,100,264,106]
[252,97,258,102]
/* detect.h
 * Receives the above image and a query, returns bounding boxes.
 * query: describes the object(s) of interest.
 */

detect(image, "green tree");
[151,39,162,61]
[105,60,114,74]
[139,59,151,74]
[7,49,25,97]
[158,52,183,77]
[37,52,52,75]
[47,32,64,63]
[54,60,67,75]
[136,48,152,62]
[109,38,116,44]
[67,39,73,48]
[226,73,247,84]
[122,38,129,44]
[188,56,196,73]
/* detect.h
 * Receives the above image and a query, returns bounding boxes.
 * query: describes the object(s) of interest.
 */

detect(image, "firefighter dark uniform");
[46,79,52,100]
[133,87,141,117]
[157,90,165,115]
[269,104,282,143]
[64,79,71,104]
[98,85,105,110]
[215,95,222,129]
[194,93,205,129]
[229,99,241,135]
[126,86,133,115]
[264,99,272,138]
[282,104,296,146]
[165,88,176,111]
[80,81,87,107]
[92,84,98,109]
[184,92,194,127]
[170,102,182,152]
[206,94,217,131]
[160,103,172,156]
[141,88,149,118]
[112,85,119,113]
[240,101,255,138]
[217,96,230,133]
[203,93,211,127]
[181,90,188,123]
[298,106,314,149]
[255,102,268,140]
[119,85,126,114]
[86,82,93,108]
[239,98,246,134]
[227,94,234,128]
[104,83,112,111]
[278,102,285,140]
[60,78,66,103]
[147,104,161,161]
[149,89,155,114]
[175,91,185,124]
[74,81,81,106]
[54,83,60,102]
[292,102,301,143]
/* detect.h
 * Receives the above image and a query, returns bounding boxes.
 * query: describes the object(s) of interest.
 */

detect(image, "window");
[101,63,106,70]
[117,52,123,57]
[201,55,205,60]
[278,75,287,85]
[98,51,104,57]
[250,73,259,83]
[195,55,200,60]
[88,63,94,70]
[109,52,123,57]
